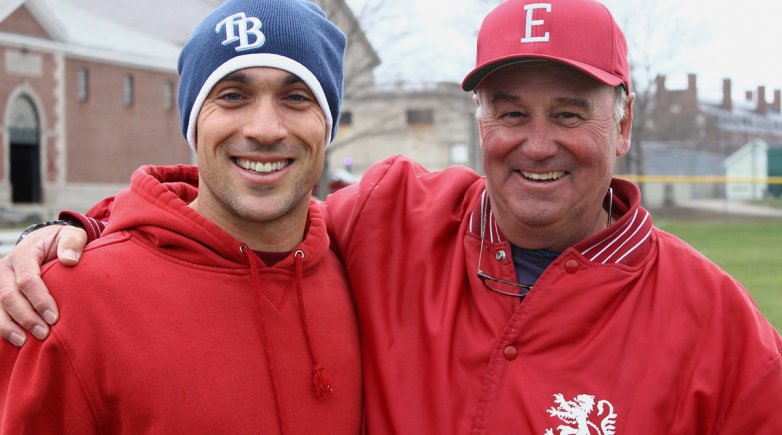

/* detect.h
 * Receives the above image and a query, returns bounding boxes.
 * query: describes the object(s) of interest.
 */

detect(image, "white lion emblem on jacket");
[544,393,617,435]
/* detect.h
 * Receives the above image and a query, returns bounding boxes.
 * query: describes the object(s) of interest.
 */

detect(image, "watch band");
[16,219,78,245]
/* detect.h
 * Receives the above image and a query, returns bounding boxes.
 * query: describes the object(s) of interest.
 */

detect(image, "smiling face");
[476,61,633,251]
[191,67,327,251]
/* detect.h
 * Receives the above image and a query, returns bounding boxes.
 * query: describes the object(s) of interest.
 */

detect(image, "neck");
[188,197,309,252]
[497,205,610,253]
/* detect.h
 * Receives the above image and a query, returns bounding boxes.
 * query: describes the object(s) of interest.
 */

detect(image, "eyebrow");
[488,91,518,105]
[554,96,593,110]
[218,71,250,85]
[216,71,305,87]
[488,92,593,110]
[282,74,304,86]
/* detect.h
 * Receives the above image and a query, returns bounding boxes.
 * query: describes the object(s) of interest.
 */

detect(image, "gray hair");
[613,85,628,123]
[475,85,628,123]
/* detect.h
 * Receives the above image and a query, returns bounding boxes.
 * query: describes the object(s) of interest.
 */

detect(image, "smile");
[521,170,565,181]
[235,158,290,174]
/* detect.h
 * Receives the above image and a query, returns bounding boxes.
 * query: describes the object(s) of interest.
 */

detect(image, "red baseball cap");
[462,0,630,93]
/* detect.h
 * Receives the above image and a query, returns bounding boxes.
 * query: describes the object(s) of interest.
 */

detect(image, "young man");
[0,0,361,433]
[3,0,782,433]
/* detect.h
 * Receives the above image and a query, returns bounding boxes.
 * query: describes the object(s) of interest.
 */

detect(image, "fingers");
[0,260,31,347]
[55,226,88,266]
[0,276,48,344]
[0,224,85,346]
[0,305,28,347]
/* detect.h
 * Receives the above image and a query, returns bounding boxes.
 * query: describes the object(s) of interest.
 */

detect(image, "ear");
[616,92,634,157]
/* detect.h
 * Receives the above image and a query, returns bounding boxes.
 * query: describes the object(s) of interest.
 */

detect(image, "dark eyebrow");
[217,71,249,85]
[216,71,305,87]
[282,74,304,86]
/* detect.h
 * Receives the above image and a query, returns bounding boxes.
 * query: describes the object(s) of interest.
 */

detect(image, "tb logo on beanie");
[216,13,266,52]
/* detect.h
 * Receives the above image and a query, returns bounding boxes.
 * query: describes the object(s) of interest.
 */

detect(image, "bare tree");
[313,0,413,198]
[605,0,705,186]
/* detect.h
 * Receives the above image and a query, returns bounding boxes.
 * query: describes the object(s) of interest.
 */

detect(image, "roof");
[0,0,182,71]
[37,0,180,60]
[60,0,220,46]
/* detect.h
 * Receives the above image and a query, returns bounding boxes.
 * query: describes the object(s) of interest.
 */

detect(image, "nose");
[240,98,287,145]
[521,118,557,161]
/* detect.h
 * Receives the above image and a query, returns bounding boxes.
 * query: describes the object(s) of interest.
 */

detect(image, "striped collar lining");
[467,181,653,267]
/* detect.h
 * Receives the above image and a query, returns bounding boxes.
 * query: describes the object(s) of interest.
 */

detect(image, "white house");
[723,139,775,200]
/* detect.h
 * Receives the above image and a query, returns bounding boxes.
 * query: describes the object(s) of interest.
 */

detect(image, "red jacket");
[324,156,782,435]
[0,165,362,434]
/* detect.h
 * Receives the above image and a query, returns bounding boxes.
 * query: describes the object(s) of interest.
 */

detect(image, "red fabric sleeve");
[0,336,96,432]
[717,350,782,434]
[58,196,116,243]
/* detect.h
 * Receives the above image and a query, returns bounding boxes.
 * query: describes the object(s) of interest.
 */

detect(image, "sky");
[346,0,782,104]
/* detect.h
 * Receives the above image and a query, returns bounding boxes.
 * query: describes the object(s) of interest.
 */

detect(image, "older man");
[0,0,361,433]
[2,0,781,433]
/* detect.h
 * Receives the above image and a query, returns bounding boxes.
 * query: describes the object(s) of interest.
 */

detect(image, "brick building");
[641,74,782,156]
[1,0,188,214]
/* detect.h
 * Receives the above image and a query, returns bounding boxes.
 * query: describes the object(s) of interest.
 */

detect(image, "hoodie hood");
[101,164,330,271]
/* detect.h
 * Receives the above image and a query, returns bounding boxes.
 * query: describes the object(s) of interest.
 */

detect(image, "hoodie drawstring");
[243,245,288,435]
[294,250,334,400]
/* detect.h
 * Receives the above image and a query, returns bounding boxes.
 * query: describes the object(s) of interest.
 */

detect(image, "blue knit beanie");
[177,0,346,150]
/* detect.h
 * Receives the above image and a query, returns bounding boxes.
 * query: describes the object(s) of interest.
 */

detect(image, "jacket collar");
[467,178,653,267]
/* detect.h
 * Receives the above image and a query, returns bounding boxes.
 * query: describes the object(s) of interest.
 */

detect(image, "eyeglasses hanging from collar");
[476,191,532,298]
[475,187,614,298]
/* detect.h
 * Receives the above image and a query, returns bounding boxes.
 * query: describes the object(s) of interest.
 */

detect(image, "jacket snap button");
[503,345,518,361]
[495,250,506,261]
[565,259,579,273]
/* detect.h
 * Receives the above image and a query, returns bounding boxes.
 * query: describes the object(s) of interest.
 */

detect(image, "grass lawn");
[653,211,782,332]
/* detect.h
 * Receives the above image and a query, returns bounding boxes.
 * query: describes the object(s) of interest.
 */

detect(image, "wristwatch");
[16,219,78,245]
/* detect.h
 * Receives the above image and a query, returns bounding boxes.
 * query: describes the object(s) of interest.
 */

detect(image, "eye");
[217,91,244,102]
[554,111,582,127]
[498,110,527,126]
[285,92,313,103]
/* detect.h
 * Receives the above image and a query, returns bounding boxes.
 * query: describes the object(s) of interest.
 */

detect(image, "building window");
[124,74,134,106]
[164,80,174,110]
[77,68,89,101]
[406,108,434,125]
[339,111,352,126]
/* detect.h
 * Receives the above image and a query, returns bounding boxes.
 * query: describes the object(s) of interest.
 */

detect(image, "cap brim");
[462,54,624,92]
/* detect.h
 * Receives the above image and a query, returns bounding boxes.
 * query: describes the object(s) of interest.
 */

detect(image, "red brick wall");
[65,59,190,183]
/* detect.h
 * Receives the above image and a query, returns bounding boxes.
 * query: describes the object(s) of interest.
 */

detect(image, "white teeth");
[236,158,288,174]
[521,171,565,181]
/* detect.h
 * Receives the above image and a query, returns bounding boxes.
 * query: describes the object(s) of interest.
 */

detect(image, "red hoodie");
[0,165,362,434]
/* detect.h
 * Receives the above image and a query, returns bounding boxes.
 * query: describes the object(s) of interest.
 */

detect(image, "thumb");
[56,226,88,266]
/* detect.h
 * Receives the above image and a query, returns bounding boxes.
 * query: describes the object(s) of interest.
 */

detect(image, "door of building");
[8,95,42,204]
